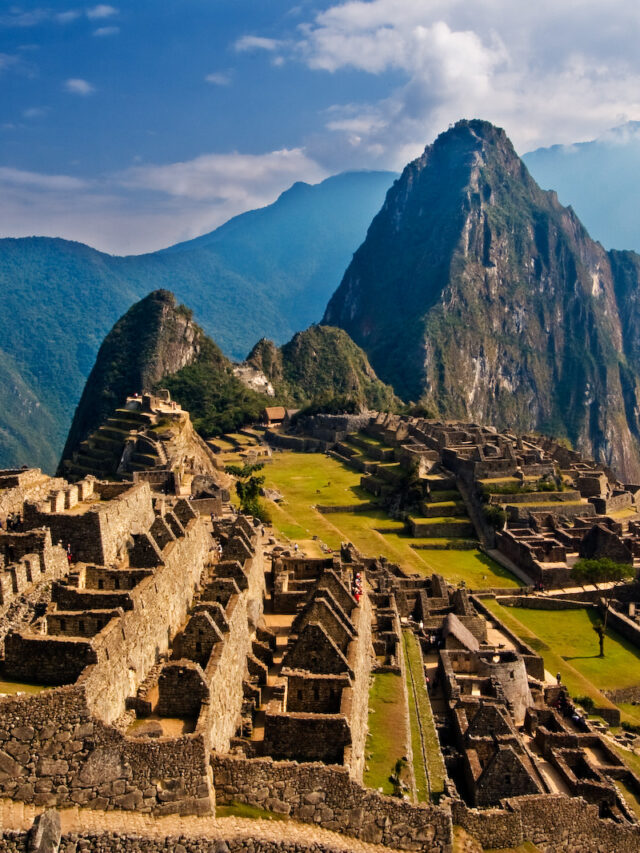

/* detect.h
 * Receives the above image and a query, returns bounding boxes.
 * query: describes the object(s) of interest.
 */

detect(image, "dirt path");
[0,799,402,853]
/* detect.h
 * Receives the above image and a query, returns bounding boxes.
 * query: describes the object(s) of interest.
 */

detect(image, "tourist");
[556,672,562,685]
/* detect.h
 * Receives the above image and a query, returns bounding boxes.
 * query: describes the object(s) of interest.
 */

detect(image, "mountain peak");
[323,121,640,479]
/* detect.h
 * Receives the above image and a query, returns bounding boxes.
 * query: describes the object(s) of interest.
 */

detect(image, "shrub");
[483,504,507,530]
[574,695,595,713]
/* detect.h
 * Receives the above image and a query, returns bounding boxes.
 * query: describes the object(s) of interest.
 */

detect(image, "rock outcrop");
[324,119,640,480]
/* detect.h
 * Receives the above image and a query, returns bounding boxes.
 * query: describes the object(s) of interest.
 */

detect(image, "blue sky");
[2,1,640,254]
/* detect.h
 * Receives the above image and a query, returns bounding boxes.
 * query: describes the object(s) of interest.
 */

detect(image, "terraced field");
[262,447,520,589]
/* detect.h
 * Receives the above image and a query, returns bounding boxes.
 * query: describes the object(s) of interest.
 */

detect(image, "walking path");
[0,800,401,853]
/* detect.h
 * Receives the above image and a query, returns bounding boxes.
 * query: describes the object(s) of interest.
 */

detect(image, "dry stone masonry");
[2,403,640,852]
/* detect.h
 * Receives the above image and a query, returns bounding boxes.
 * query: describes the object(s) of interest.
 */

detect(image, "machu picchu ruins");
[1,397,640,853]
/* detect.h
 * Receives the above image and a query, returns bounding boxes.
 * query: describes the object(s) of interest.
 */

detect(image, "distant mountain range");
[0,170,395,471]
[325,119,640,480]
[523,122,640,253]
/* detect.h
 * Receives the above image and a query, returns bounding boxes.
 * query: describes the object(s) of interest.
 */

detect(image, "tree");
[570,557,635,656]
[225,462,271,523]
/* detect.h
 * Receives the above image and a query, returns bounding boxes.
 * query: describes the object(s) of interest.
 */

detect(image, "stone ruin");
[324,412,640,590]
[59,392,228,509]
[1,458,640,852]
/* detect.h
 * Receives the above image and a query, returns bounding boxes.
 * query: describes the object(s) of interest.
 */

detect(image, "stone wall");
[603,604,640,651]
[498,596,591,611]
[0,685,211,815]
[471,597,545,681]
[23,482,155,565]
[0,828,419,853]
[343,588,373,781]
[0,471,66,521]
[211,754,452,852]
[453,794,640,851]
[57,514,210,723]
[197,542,266,753]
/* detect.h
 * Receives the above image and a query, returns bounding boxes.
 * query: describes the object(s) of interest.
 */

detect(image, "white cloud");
[0,148,329,254]
[259,0,640,167]
[22,107,48,119]
[235,35,283,52]
[0,167,88,191]
[205,72,231,86]
[93,25,119,36]
[56,11,82,24]
[64,77,95,95]
[121,148,327,203]
[86,5,118,19]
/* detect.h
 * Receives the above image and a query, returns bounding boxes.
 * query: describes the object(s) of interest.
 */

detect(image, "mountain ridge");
[324,119,640,480]
[0,169,395,471]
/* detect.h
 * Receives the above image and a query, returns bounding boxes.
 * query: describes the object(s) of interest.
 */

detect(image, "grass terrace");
[483,600,640,725]
[403,630,446,802]
[263,452,520,588]
[364,672,409,795]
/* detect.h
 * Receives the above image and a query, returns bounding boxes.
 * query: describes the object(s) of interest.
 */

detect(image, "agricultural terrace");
[484,600,640,726]
[262,451,520,590]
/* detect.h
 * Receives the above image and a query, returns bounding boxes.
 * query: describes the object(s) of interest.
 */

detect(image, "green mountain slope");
[59,290,270,472]
[0,170,394,471]
[246,325,399,410]
[60,292,395,471]
[324,120,640,480]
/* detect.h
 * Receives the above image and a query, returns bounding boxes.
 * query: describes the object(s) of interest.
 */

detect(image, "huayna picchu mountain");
[324,119,640,480]
[60,291,397,474]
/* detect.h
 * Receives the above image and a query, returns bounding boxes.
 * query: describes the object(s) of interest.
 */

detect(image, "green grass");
[264,452,520,589]
[483,600,640,725]
[614,779,640,821]
[364,672,409,795]
[216,801,289,821]
[403,630,446,802]
[0,679,48,695]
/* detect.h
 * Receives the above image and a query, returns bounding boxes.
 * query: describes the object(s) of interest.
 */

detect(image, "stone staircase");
[63,407,167,481]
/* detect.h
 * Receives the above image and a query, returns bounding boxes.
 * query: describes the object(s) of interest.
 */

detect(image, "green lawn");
[364,672,409,795]
[403,630,446,802]
[483,600,640,725]
[263,452,520,589]
[216,801,289,821]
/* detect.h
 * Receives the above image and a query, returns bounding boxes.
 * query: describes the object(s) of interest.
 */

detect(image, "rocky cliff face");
[246,325,399,410]
[324,120,640,480]
[59,290,206,469]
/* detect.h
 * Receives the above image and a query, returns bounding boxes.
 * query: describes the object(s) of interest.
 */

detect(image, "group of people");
[0,512,22,531]
[352,571,363,603]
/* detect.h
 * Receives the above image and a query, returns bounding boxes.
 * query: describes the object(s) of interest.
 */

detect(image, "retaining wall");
[210,754,452,852]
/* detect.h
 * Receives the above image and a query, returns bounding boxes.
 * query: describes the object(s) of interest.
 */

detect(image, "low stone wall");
[210,754,452,852]
[497,596,591,610]
[453,794,640,851]
[1,828,404,853]
[409,519,475,538]
[603,605,640,651]
[315,503,378,514]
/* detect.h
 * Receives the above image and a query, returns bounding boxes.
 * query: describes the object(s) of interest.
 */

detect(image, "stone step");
[74,453,115,474]
[99,426,131,442]
[130,452,160,466]
[78,444,115,462]
[114,408,155,425]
